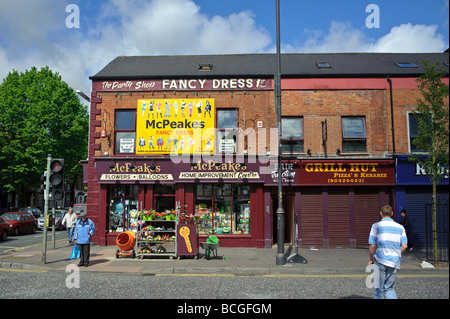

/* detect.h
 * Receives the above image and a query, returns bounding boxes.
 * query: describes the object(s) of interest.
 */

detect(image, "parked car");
[2,212,38,236]
[0,216,11,241]
[72,203,87,217]
[55,209,69,230]
[18,207,42,219]
[37,209,68,230]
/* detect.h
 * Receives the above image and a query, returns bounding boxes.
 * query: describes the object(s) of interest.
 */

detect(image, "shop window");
[195,184,250,235]
[341,117,366,152]
[153,184,175,213]
[108,185,139,233]
[281,117,304,154]
[115,110,136,154]
[217,109,238,153]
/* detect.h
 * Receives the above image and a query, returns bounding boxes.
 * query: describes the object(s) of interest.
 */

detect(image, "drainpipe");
[387,76,396,155]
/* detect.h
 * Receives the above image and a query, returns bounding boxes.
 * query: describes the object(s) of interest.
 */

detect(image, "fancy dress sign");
[93,78,272,91]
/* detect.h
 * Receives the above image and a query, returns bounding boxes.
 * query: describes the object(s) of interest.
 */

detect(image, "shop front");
[395,155,449,250]
[264,159,395,249]
[93,157,266,247]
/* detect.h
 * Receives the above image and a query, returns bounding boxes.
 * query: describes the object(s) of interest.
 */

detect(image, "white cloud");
[0,0,447,100]
[290,21,447,53]
[371,23,446,53]
[0,0,271,96]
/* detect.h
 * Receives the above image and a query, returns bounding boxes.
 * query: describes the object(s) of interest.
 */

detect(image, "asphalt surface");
[0,236,448,276]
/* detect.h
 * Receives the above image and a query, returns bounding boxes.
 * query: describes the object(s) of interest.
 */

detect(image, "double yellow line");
[153,273,449,278]
[3,238,66,253]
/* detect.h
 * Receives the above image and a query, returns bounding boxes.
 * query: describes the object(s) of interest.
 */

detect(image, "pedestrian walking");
[399,209,413,251]
[368,205,408,299]
[62,208,77,243]
[74,211,95,267]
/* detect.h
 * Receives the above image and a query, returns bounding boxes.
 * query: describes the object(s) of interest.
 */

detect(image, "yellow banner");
[136,99,215,154]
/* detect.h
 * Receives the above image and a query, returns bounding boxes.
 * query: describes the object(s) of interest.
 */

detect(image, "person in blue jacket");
[74,211,95,267]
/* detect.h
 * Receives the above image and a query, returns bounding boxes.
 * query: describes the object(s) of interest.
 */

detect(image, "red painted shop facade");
[89,154,394,248]
[86,53,447,248]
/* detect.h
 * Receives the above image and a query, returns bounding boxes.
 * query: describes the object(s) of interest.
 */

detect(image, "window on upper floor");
[217,109,238,154]
[341,117,366,152]
[408,112,432,153]
[281,117,304,155]
[115,110,136,154]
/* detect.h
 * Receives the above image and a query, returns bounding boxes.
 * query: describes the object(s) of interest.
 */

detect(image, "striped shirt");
[369,218,407,269]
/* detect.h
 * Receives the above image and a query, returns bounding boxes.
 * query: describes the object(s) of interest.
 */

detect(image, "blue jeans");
[67,227,74,242]
[374,261,398,299]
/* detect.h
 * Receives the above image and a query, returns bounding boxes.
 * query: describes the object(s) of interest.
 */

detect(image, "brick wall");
[86,76,448,245]
[91,86,430,159]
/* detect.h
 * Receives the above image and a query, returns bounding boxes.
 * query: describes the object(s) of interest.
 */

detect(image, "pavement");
[0,239,448,275]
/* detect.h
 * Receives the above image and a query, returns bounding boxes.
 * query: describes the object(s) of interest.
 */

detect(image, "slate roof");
[90,52,449,80]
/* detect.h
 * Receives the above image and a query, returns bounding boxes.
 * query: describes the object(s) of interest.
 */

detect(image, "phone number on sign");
[328,178,365,184]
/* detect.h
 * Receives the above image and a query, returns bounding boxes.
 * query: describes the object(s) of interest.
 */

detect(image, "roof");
[90,52,449,80]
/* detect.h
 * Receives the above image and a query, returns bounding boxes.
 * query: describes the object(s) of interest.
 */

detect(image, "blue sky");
[0,0,448,101]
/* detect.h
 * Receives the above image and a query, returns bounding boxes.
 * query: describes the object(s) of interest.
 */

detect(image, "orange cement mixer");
[115,231,136,258]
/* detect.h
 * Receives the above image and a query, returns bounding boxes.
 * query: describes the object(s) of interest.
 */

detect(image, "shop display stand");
[136,211,178,259]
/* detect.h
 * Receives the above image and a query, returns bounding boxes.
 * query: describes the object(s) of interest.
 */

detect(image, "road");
[0,268,447,300]
[1,230,448,304]
[0,229,67,255]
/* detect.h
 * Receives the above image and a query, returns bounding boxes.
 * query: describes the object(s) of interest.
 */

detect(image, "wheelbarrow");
[200,236,220,260]
[115,231,136,259]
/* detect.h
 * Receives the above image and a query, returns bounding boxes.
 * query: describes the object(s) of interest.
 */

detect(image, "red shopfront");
[93,157,266,248]
[264,159,395,249]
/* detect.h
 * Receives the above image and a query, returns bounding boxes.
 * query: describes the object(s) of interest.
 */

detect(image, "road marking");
[153,273,449,278]
[154,273,235,277]
[3,238,66,253]
[0,268,48,273]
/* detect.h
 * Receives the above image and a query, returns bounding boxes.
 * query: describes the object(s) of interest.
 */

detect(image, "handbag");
[70,243,80,259]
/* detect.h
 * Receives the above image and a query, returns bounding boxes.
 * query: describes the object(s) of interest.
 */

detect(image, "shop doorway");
[272,194,295,244]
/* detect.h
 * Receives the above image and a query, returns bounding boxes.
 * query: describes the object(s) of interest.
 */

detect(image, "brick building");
[87,52,448,248]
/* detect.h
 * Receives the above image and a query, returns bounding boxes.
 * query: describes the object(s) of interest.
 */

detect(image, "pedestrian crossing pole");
[41,154,51,264]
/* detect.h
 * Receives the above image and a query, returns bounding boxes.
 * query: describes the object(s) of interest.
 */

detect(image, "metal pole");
[41,154,51,264]
[52,206,56,249]
[275,0,286,265]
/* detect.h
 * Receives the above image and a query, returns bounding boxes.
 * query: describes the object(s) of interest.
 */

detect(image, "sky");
[0,0,448,104]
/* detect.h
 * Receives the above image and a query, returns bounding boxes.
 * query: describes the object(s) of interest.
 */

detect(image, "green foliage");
[410,59,449,184]
[410,59,449,264]
[0,66,89,199]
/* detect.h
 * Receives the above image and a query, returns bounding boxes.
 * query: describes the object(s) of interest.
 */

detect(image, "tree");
[410,59,449,264]
[0,66,89,207]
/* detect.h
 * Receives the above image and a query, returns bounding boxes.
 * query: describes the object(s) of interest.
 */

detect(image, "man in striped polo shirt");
[368,205,408,299]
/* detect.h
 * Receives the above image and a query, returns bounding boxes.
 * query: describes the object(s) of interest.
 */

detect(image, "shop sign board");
[136,99,215,155]
[300,160,395,186]
[95,160,174,184]
[265,160,395,186]
[176,160,263,183]
[95,159,264,184]
[93,78,273,92]
[396,155,449,185]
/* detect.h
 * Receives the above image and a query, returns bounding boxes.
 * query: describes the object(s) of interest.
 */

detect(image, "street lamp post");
[275,0,286,266]
[76,90,90,102]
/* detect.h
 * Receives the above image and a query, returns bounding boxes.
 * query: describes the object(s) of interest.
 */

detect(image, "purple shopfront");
[92,157,266,248]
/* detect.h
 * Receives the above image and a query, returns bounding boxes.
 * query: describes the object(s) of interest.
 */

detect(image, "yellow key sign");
[179,226,192,253]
